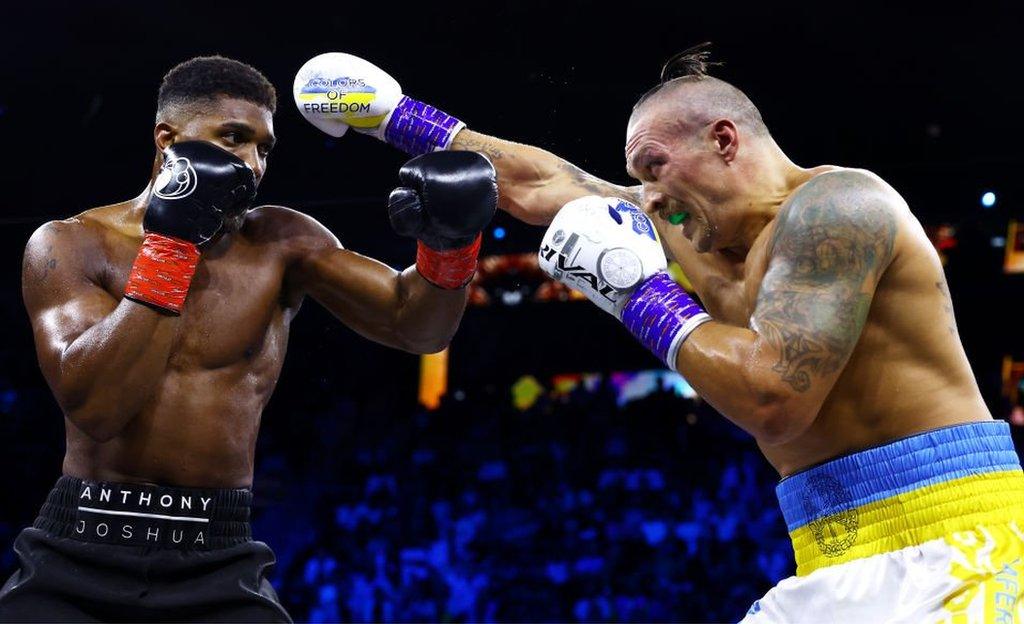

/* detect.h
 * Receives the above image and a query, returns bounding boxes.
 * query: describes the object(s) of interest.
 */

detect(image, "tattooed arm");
[675,171,899,444]
[23,220,179,441]
[451,130,641,225]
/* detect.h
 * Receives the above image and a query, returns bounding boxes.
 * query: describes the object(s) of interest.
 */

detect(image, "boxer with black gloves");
[123,141,256,314]
[388,151,496,290]
[3,56,494,622]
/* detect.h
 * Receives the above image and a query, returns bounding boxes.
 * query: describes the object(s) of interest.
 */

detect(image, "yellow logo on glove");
[293,52,403,137]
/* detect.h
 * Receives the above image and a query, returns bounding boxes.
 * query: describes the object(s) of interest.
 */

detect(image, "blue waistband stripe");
[776,421,1021,533]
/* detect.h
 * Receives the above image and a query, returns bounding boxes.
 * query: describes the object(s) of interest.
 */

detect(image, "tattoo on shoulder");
[556,162,642,204]
[753,173,898,392]
[32,245,58,283]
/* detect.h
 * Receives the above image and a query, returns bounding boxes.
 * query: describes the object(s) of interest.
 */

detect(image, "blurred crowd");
[3,270,1023,622]
[251,380,792,623]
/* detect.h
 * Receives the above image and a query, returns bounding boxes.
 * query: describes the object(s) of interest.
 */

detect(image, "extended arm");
[287,151,497,354]
[287,214,467,354]
[293,54,640,226]
[23,221,179,442]
[674,172,898,442]
[451,130,641,225]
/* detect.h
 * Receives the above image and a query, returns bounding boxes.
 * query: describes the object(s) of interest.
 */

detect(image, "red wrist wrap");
[416,234,482,289]
[123,233,201,314]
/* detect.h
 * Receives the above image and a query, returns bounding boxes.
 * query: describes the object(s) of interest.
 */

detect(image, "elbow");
[753,405,810,446]
[502,199,554,226]
[400,334,453,355]
[65,409,120,443]
[62,399,124,443]
[744,378,817,447]
[504,186,561,226]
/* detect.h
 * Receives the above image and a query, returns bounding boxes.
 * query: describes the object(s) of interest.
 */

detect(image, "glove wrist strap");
[383,96,466,156]
[620,272,711,371]
[416,234,482,289]
[124,233,201,315]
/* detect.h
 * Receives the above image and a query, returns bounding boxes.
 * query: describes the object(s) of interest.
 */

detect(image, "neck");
[728,143,819,254]
[126,152,165,224]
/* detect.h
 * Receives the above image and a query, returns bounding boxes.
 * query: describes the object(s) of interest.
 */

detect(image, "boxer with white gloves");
[294,52,464,155]
[294,46,1024,623]
[538,196,709,371]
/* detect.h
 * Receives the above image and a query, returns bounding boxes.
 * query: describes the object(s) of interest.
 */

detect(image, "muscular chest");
[102,234,291,368]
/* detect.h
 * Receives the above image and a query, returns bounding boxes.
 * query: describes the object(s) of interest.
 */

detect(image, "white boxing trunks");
[742,421,1024,624]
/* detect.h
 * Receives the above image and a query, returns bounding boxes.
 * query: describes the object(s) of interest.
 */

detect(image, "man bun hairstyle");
[658,41,722,83]
[635,42,724,109]
[632,42,768,137]
[157,55,277,121]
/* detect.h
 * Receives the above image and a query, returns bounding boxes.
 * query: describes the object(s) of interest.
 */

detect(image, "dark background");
[1,2,1022,622]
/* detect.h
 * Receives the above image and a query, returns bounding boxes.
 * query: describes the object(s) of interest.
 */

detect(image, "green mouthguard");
[668,212,688,226]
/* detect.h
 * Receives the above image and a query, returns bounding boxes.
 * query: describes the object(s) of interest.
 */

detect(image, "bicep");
[299,245,403,315]
[751,174,898,397]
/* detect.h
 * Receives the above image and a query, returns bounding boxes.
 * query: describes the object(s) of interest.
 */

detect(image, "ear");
[709,119,739,164]
[154,121,177,151]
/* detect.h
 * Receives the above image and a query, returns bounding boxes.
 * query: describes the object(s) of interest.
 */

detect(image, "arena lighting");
[492,226,507,240]
[982,191,997,208]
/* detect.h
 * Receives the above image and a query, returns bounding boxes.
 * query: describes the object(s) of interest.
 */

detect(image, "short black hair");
[156,55,277,121]
[634,42,723,110]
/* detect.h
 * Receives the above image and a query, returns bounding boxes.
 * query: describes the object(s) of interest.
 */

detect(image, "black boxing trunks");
[0,476,291,623]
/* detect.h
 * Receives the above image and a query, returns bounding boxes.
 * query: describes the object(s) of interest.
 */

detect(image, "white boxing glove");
[293,52,465,155]
[539,196,668,316]
[539,196,711,369]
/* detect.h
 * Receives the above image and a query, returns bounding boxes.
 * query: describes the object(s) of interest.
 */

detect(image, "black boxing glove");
[124,141,257,314]
[387,151,497,289]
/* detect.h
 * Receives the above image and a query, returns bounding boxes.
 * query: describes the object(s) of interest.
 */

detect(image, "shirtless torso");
[659,167,989,474]
[24,189,469,488]
[452,130,991,475]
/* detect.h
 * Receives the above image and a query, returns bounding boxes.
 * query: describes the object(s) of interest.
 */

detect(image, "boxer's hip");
[743,421,1024,623]
[776,420,1024,576]
[31,475,253,549]
[0,476,290,622]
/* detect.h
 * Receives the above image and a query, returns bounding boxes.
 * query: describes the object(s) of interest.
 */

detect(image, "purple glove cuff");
[620,272,711,370]
[383,96,465,156]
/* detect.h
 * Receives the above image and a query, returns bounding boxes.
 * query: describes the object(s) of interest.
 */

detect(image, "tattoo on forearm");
[556,162,642,204]
[753,174,897,392]
[452,135,510,161]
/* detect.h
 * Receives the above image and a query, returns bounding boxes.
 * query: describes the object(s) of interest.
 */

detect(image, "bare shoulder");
[25,202,131,267]
[243,204,342,249]
[24,214,97,267]
[22,215,104,312]
[769,167,901,280]
[794,167,904,205]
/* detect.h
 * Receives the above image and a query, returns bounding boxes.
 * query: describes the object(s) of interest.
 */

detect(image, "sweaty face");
[162,97,276,233]
[168,97,276,188]
[625,103,737,253]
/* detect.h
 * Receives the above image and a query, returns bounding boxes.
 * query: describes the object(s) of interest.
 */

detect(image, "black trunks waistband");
[32,475,253,550]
